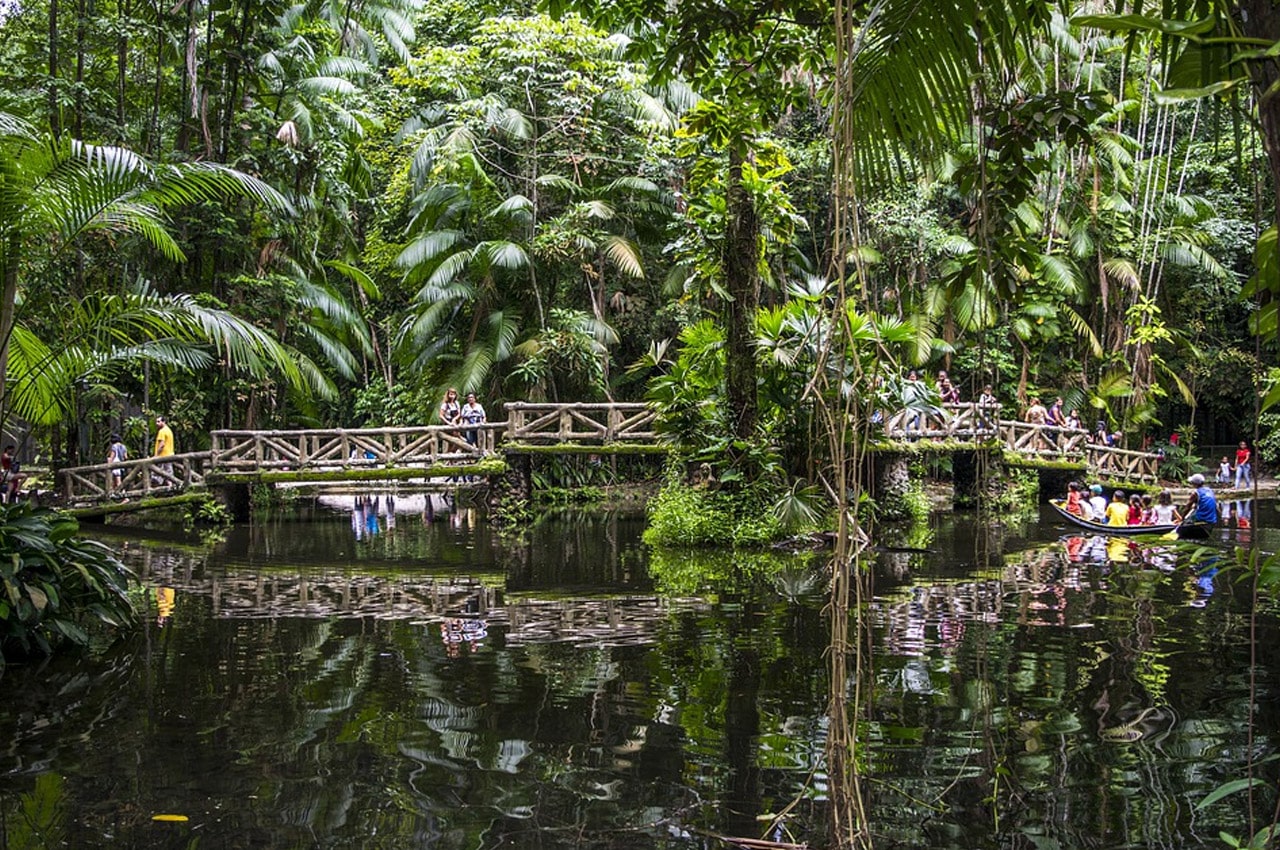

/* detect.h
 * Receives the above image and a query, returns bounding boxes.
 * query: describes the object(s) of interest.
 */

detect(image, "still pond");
[1,495,1278,849]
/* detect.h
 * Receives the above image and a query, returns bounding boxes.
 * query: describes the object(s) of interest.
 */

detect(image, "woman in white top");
[460,393,486,447]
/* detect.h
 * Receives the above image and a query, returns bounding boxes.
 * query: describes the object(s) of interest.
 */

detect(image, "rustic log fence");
[58,451,211,504]
[56,401,1162,506]
[504,402,658,443]
[209,424,503,470]
[882,402,1001,439]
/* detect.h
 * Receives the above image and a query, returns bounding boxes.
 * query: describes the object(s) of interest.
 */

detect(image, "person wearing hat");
[1087,484,1107,521]
[1183,473,1218,525]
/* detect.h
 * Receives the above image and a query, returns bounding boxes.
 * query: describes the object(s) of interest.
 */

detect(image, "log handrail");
[54,401,1166,506]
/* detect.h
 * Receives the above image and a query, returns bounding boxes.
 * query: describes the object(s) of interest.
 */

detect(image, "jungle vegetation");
[0,0,1270,475]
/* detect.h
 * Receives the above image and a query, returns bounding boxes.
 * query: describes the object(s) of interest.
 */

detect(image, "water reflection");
[0,501,1274,849]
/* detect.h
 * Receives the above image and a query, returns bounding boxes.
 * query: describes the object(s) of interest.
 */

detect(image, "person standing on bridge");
[460,392,486,448]
[152,415,175,485]
[439,387,461,425]
[937,370,960,404]
[1025,397,1049,451]
[107,435,128,496]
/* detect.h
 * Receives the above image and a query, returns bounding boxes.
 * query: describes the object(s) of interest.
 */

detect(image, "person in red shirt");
[1234,441,1253,489]
[1,445,26,503]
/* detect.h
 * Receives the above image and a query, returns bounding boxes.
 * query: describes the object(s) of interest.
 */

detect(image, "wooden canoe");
[1048,499,1211,539]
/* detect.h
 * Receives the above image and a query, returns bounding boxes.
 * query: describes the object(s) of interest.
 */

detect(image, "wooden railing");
[504,402,658,444]
[880,403,1161,483]
[209,425,503,470]
[998,420,1091,457]
[1087,444,1161,484]
[55,401,1164,506]
[882,402,1001,439]
[59,451,211,504]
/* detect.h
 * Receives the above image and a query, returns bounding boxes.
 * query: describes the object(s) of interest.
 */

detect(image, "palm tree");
[0,111,318,428]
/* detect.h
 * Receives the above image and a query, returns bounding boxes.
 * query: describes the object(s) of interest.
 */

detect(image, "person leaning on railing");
[460,393,486,448]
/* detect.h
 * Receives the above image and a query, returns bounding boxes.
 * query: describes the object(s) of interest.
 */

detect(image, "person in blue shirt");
[1183,473,1218,525]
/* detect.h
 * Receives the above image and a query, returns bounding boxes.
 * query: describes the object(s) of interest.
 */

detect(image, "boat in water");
[1048,499,1212,540]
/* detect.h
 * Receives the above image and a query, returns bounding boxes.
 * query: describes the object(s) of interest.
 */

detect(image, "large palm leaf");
[0,112,303,426]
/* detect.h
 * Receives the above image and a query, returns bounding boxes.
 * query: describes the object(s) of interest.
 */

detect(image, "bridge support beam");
[490,452,533,522]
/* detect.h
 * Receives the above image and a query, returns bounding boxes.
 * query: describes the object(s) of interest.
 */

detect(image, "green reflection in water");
[0,501,1274,849]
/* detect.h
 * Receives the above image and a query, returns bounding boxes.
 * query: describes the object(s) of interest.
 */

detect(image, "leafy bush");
[0,503,138,662]
[643,479,786,548]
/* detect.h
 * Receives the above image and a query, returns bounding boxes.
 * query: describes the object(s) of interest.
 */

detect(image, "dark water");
[1,494,1279,849]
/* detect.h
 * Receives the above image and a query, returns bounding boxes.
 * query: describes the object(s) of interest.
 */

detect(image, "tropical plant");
[390,13,663,397]
[0,111,313,430]
[0,501,137,663]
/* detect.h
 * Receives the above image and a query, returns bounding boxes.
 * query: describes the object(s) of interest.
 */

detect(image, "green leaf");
[1197,777,1267,810]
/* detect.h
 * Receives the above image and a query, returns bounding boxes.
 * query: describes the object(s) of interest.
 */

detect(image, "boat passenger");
[1183,473,1219,525]
[1151,490,1181,525]
[1140,495,1154,524]
[1128,493,1144,525]
[1065,481,1085,517]
[1087,484,1107,520]
[1105,490,1130,527]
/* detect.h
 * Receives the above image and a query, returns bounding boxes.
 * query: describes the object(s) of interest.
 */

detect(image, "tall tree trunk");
[74,0,85,138]
[724,147,760,444]
[1237,1,1280,344]
[117,0,129,139]
[0,246,17,418]
[48,0,60,136]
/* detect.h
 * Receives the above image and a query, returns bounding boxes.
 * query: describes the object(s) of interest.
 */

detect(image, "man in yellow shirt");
[152,416,175,486]
[1105,489,1130,527]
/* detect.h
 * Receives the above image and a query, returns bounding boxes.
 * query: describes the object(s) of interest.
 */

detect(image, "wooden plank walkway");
[55,401,1162,507]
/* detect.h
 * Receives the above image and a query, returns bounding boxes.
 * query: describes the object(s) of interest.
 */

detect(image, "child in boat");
[1088,484,1108,520]
[1065,481,1085,517]
[1140,494,1155,524]
[1105,490,1130,527]
[1151,490,1181,524]
[1128,493,1144,525]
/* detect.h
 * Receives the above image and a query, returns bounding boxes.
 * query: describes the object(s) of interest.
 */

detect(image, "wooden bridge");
[879,402,1161,483]
[55,400,1160,509]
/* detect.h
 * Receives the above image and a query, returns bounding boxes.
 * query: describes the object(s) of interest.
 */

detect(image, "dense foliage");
[0,502,136,662]
[0,0,1271,478]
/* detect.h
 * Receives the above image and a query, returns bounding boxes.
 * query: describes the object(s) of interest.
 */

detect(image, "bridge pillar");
[871,452,913,520]
[214,482,253,521]
[490,452,533,522]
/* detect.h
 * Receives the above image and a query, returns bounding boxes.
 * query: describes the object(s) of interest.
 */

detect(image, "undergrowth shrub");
[0,503,138,664]
[643,481,785,548]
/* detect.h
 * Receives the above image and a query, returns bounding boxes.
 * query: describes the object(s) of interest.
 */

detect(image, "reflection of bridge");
[57,400,1160,510]
[128,547,684,648]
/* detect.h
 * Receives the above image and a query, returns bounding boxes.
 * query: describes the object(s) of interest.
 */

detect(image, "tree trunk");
[74,0,85,138]
[1237,1,1280,344]
[48,0,60,136]
[0,249,16,415]
[724,147,760,443]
